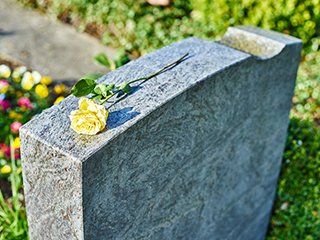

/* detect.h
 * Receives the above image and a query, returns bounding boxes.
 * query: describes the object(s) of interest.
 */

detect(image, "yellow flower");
[1,165,11,174]
[0,65,11,78]
[54,83,67,95]
[35,84,49,98]
[40,76,52,85]
[70,97,108,135]
[0,80,9,94]
[16,91,23,98]
[12,66,27,82]
[54,96,65,105]
[21,71,35,90]
[13,137,20,149]
[31,71,42,84]
[9,111,22,120]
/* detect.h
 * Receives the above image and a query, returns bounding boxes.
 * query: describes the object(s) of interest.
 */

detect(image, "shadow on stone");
[0,29,15,36]
[107,107,140,129]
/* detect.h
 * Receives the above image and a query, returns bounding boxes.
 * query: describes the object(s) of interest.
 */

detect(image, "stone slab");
[0,0,115,81]
[20,26,302,239]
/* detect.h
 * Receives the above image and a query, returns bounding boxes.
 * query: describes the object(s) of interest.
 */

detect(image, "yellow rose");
[35,84,49,98]
[54,83,67,95]
[21,71,35,90]
[70,97,108,135]
[40,76,52,85]
[0,64,11,78]
[54,96,65,105]
[1,165,11,174]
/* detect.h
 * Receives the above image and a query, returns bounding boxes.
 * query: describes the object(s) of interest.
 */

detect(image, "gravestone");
[20,26,302,240]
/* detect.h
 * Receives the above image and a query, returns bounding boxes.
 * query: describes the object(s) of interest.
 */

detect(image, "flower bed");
[0,61,70,239]
[0,62,68,182]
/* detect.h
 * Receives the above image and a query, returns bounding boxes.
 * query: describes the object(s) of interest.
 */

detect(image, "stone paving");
[0,0,115,81]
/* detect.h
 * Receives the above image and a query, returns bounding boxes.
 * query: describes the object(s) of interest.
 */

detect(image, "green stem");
[106,53,189,109]
[107,93,127,110]
[99,92,116,105]
[9,136,16,198]
[127,52,189,85]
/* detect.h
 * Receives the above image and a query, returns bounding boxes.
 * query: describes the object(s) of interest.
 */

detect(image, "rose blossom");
[15,151,20,159]
[0,143,10,158]
[70,98,108,135]
[0,99,10,111]
[18,97,33,109]
[10,121,22,134]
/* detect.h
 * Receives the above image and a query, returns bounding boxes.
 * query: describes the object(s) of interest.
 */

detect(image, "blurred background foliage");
[7,0,320,239]
[19,0,319,55]
[267,118,320,240]
[292,50,320,123]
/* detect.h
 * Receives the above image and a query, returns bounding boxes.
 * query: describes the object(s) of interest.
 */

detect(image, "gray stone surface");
[20,26,302,240]
[0,0,115,81]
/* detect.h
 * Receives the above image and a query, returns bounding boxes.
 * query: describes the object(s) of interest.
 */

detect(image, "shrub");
[292,50,320,122]
[191,0,320,53]
[19,0,198,56]
[19,0,320,55]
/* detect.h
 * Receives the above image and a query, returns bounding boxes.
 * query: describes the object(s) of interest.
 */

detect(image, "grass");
[267,50,320,239]
[268,118,320,239]
[0,138,28,240]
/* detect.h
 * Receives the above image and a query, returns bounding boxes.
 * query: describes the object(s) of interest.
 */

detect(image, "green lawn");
[267,50,320,239]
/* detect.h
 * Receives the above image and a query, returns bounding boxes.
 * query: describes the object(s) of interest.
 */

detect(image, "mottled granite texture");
[20,26,302,240]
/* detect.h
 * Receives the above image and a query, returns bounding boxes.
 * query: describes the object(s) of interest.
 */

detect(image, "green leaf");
[105,83,115,92]
[71,78,97,97]
[92,94,104,104]
[94,84,108,97]
[94,53,116,70]
[115,51,130,68]
[71,73,103,97]
[117,82,131,94]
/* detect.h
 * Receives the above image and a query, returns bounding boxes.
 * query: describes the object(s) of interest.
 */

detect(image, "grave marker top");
[21,26,301,162]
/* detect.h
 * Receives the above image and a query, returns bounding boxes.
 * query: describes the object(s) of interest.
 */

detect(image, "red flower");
[14,151,20,159]
[10,121,22,134]
[0,143,10,158]
[18,97,33,109]
[0,99,10,111]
